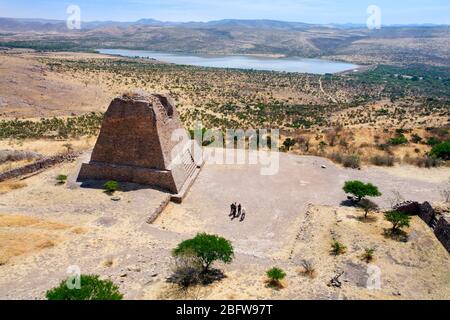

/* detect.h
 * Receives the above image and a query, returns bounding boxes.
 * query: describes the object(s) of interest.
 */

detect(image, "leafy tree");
[384,211,411,232]
[103,181,119,194]
[173,233,234,273]
[266,267,286,287]
[46,275,123,300]
[430,141,450,160]
[343,180,382,203]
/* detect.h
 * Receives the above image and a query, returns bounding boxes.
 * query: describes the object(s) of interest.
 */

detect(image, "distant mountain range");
[0,17,448,32]
[1,17,449,67]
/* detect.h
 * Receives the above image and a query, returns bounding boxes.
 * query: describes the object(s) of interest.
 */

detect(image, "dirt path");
[319,76,337,103]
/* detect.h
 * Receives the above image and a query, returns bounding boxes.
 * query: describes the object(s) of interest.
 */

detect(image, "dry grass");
[0,214,81,265]
[0,214,70,230]
[0,231,59,265]
[0,181,27,194]
[0,159,34,173]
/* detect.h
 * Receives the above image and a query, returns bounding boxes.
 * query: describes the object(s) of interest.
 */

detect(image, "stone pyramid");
[77,91,203,202]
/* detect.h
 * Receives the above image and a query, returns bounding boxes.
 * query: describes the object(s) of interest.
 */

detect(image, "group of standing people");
[229,202,246,222]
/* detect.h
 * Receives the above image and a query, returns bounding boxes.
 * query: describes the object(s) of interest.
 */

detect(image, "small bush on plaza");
[56,174,68,185]
[46,275,123,300]
[103,180,119,194]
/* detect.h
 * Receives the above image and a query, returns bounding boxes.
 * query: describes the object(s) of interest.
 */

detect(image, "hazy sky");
[0,0,449,24]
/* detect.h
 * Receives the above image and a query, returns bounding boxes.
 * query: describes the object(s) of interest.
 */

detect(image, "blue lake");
[98,49,360,75]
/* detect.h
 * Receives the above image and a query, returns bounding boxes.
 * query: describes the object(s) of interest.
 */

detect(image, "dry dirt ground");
[0,51,112,118]
[0,149,449,300]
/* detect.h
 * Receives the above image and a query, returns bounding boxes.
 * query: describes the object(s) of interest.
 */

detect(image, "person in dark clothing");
[240,207,246,222]
[237,204,242,217]
[230,203,237,218]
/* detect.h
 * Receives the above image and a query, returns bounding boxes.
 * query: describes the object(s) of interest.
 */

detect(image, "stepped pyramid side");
[77,92,203,200]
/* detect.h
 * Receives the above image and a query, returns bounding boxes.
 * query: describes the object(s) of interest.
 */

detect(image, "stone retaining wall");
[435,217,450,253]
[395,201,450,254]
[147,195,171,224]
[0,153,79,182]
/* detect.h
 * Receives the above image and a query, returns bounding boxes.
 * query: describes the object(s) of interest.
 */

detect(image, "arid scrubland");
[0,50,448,168]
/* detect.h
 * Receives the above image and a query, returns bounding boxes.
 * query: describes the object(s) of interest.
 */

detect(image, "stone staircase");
[181,150,197,179]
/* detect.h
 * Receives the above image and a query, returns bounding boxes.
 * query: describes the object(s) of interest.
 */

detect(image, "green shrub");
[56,174,68,185]
[173,233,234,273]
[426,137,441,146]
[430,141,450,160]
[384,211,411,232]
[389,134,408,146]
[362,248,376,263]
[103,181,119,194]
[266,267,286,287]
[46,275,123,300]
[331,241,347,256]
[283,138,296,151]
[343,180,382,202]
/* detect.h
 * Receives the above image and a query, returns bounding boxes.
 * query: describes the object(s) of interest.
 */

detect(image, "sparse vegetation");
[362,248,376,263]
[0,113,104,140]
[331,241,347,256]
[299,260,316,278]
[342,154,361,169]
[168,250,204,289]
